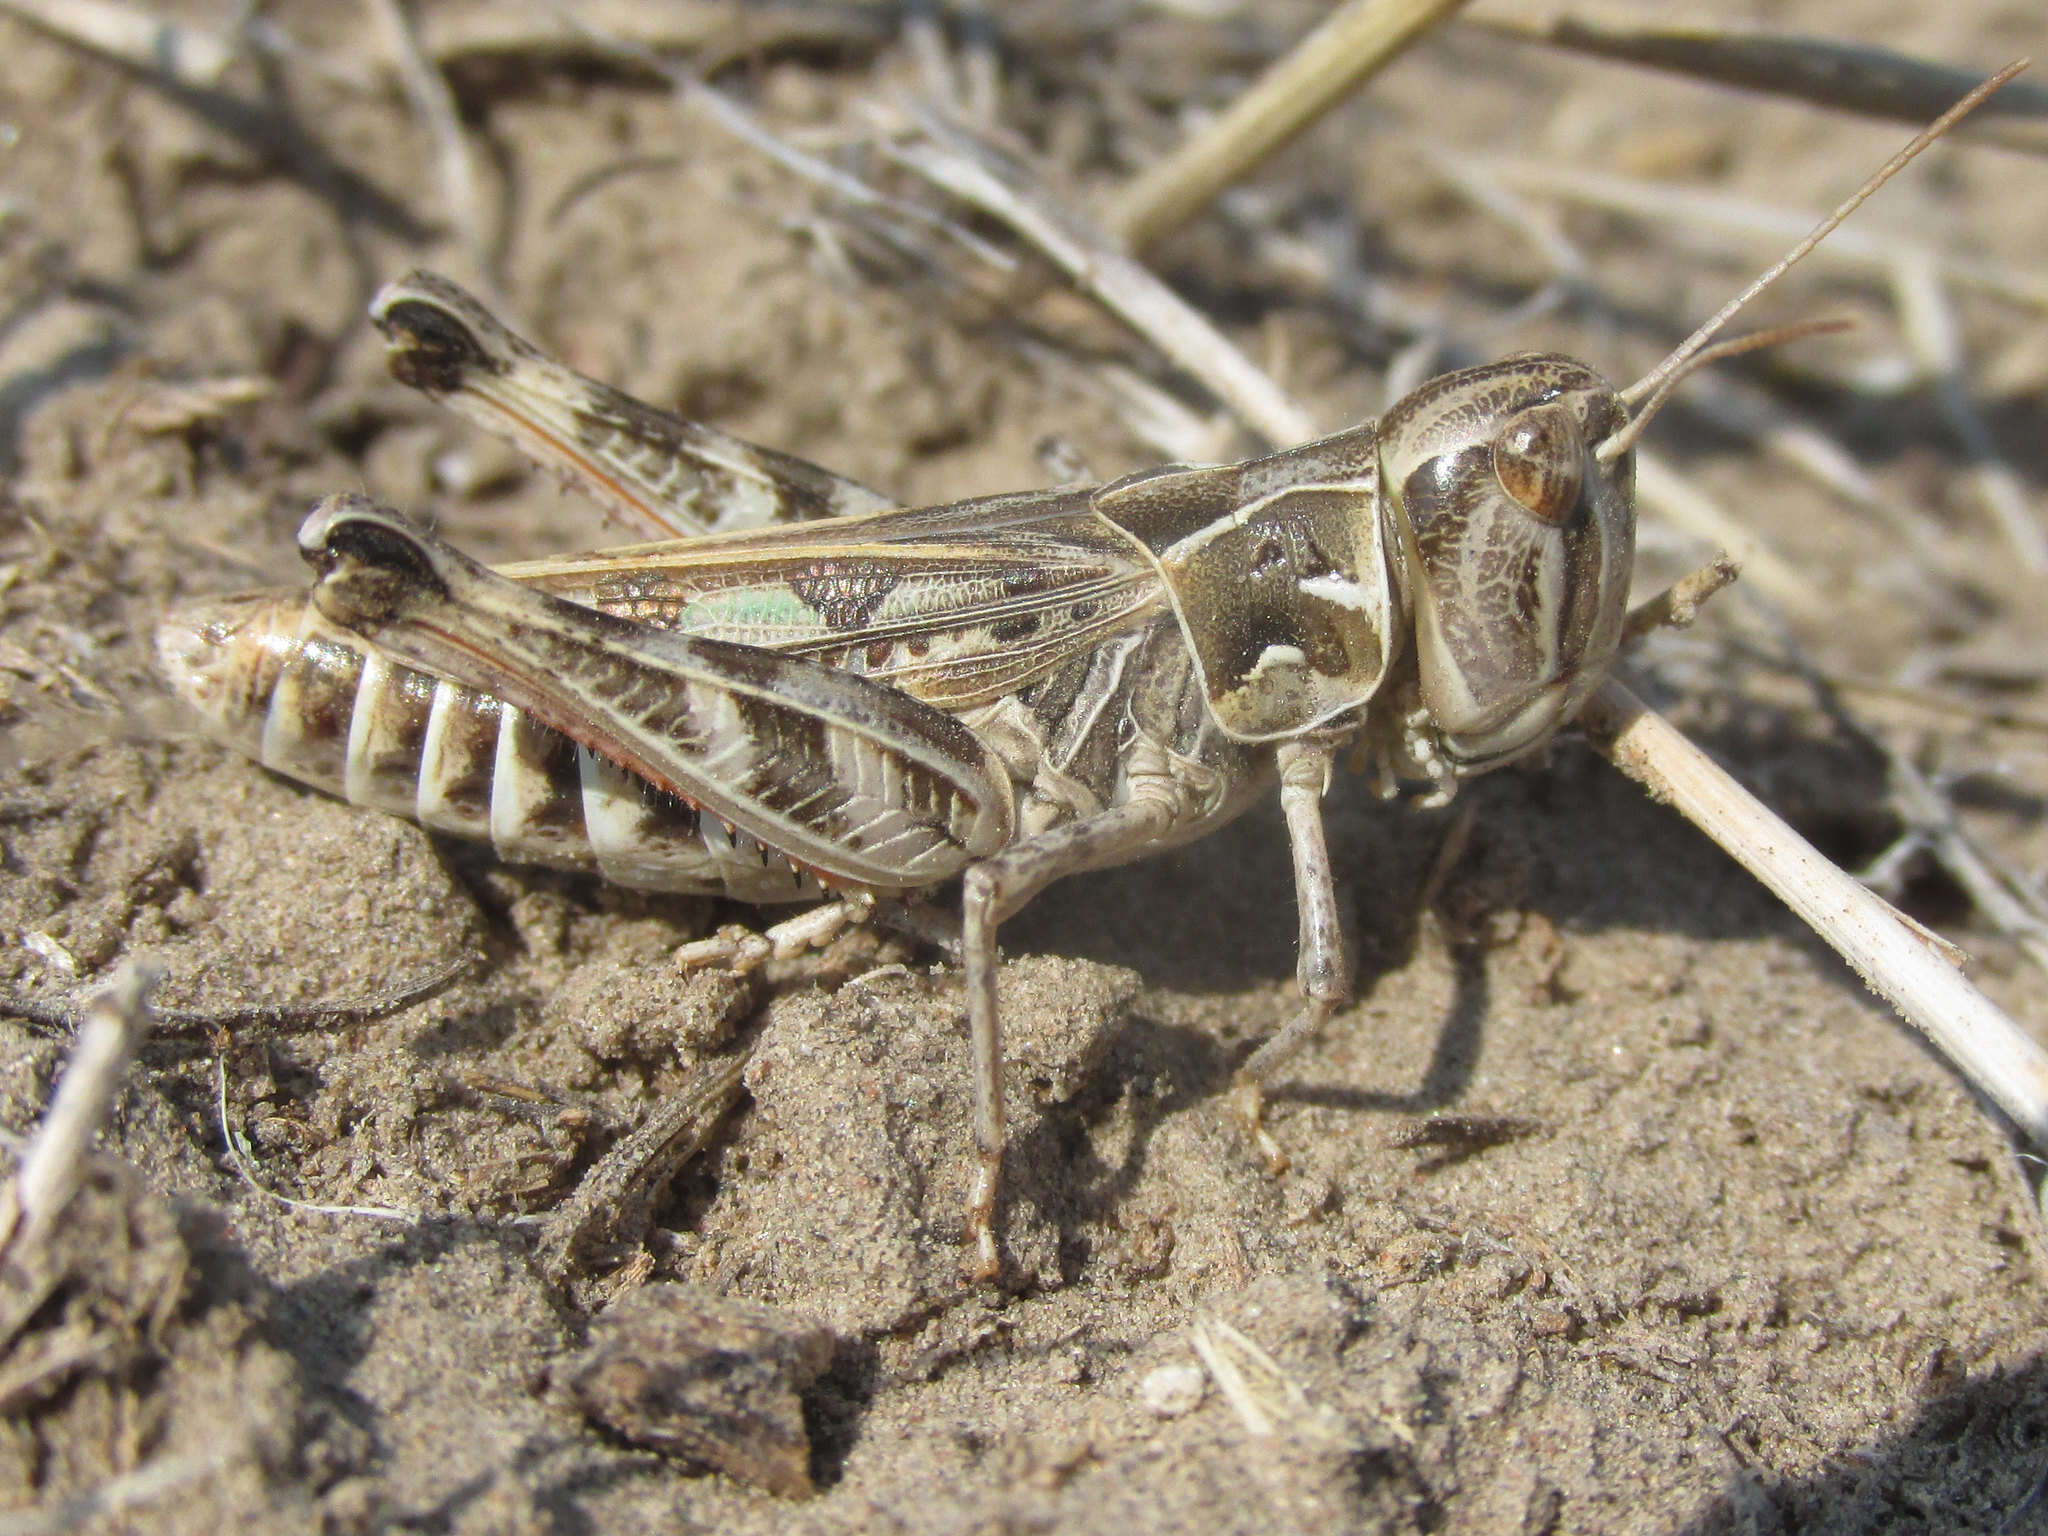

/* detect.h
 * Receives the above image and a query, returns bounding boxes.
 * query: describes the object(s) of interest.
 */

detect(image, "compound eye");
[1491,404,1584,524]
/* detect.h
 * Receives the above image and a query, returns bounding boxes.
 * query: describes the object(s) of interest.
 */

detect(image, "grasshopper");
[155,79,1997,1278]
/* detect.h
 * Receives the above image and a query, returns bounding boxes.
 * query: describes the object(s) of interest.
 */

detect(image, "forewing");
[498,486,1167,714]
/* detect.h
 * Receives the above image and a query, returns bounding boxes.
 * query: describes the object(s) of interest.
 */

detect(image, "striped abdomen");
[156,592,828,901]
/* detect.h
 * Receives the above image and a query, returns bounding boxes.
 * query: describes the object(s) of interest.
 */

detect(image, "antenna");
[1595,59,2027,464]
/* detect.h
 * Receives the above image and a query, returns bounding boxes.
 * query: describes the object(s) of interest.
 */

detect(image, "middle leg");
[957,791,1182,1279]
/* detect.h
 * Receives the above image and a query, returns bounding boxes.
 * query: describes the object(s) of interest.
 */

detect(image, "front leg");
[1231,737,1350,1172]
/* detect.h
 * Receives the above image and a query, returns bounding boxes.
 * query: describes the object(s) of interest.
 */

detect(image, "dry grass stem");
[0,0,236,87]
[1888,251,2048,570]
[0,961,157,1260]
[552,9,1017,278]
[1107,0,1472,252]
[1455,153,2048,311]
[1633,450,1828,615]
[1879,756,2048,979]
[1188,1318,1358,1447]
[538,1050,752,1286]
[951,0,1002,127]
[890,129,1318,445]
[420,2,888,78]
[903,3,957,116]
[1466,15,2048,155]
[1583,679,2048,1150]
[0,953,471,1036]
[0,0,425,241]
[365,0,493,288]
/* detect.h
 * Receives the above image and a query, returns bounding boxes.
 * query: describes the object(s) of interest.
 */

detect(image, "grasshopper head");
[1367,64,2027,774]
[1376,355,1634,773]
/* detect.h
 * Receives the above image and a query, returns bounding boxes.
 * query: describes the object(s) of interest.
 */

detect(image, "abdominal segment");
[156,591,828,901]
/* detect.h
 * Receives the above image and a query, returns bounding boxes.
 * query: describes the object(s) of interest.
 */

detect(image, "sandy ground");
[2,2,2047,1531]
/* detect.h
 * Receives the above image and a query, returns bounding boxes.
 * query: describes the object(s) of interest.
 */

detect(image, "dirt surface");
[2,2,2047,1531]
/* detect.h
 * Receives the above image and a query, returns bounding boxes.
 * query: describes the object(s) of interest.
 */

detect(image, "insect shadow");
[1005,720,1902,1136]
[1678,1348,2048,1533]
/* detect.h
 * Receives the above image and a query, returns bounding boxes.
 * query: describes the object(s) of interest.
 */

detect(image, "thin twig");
[212,1054,415,1223]
[0,1441,242,1536]
[0,0,427,239]
[0,953,473,1037]
[1107,0,1473,252]
[364,0,494,286]
[900,0,1001,125]
[1879,755,2048,978]
[1466,16,2048,156]
[1581,678,2048,1151]
[419,2,889,78]
[1452,153,2048,312]
[0,0,236,84]
[887,126,1317,445]
[1187,1316,1359,1447]
[550,5,1016,274]
[1621,554,1742,646]
[536,1049,751,1284]
[951,0,1001,126]
[0,961,159,1260]
[1888,250,2048,571]
[902,0,956,114]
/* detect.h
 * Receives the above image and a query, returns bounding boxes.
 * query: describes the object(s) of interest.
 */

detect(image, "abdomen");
[156,592,829,901]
